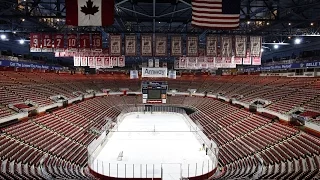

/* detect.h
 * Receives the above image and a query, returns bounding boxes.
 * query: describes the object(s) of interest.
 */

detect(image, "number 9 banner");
[30,33,41,52]
[92,33,102,52]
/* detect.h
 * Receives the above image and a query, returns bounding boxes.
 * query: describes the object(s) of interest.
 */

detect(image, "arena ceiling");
[0,0,320,60]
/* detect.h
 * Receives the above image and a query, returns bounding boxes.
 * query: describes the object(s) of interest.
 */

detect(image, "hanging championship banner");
[206,36,218,57]
[171,36,182,56]
[187,36,198,57]
[109,35,121,56]
[252,56,261,65]
[81,57,88,66]
[118,56,125,67]
[148,59,154,67]
[111,57,118,66]
[125,35,137,56]
[54,34,64,52]
[221,36,232,57]
[103,57,112,68]
[242,52,251,65]
[88,57,96,67]
[250,36,262,57]
[79,34,90,52]
[179,56,187,69]
[96,57,103,67]
[154,59,159,67]
[67,34,78,52]
[41,34,53,52]
[73,56,80,66]
[233,57,242,64]
[92,33,102,52]
[30,33,42,52]
[235,36,247,57]
[187,57,197,69]
[155,36,167,56]
[130,70,139,79]
[168,70,177,79]
[141,35,153,56]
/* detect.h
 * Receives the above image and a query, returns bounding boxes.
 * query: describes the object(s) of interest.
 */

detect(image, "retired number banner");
[187,36,198,57]
[155,36,167,56]
[80,57,88,66]
[67,34,78,52]
[235,36,247,57]
[92,33,102,52]
[171,36,182,56]
[221,36,233,57]
[206,36,218,57]
[30,33,41,52]
[42,34,53,52]
[79,34,90,52]
[54,34,64,52]
[125,35,137,56]
[109,35,121,56]
[250,36,262,57]
[118,56,125,67]
[141,35,153,56]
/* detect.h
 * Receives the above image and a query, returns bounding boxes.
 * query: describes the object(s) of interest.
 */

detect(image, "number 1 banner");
[79,34,90,52]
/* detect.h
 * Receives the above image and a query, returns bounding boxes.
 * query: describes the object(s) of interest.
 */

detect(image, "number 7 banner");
[54,34,64,52]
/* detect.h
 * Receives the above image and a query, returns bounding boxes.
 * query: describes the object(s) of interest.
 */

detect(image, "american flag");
[191,0,241,29]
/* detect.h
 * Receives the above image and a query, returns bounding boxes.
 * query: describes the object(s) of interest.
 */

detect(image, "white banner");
[221,36,233,57]
[80,57,87,66]
[118,56,125,67]
[187,57,197,69]
[125,35,136,56]
[130,70,139,79]
[111,57,118,66]
[168,70,177,79]
[88,57,95,67]
[206,36,218,56]
[96,57,103,67]
[242,52,251,65]
[235,36,247,57]
[148,59,154,67]
[109,35,121,56]
[187,36,198,56]
[155,36,167,56]
[103,57,112,68]
[141,35,152,56]
[171,36,182,56]
[179,56,187,69]
[73,56,80,66]
[142,67,168,78]
[154,59,159,68]
[233,57,242,64]
[252,56,261,65]
[250,36,262,57]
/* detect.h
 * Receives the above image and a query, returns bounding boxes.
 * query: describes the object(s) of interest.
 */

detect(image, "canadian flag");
[66,0,114,26]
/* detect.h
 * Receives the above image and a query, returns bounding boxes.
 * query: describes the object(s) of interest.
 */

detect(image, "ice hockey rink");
[90,112,217,180]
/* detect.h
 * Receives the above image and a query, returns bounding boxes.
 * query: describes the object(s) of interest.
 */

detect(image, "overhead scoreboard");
[142,81,168,104]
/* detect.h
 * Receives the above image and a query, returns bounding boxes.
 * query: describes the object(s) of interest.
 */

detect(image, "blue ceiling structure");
[0,0,320,64]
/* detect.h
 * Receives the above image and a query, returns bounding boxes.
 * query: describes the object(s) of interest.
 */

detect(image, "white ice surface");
[92,113,215,180]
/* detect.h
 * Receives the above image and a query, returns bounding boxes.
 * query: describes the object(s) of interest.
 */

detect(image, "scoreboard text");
[142,81,168,104]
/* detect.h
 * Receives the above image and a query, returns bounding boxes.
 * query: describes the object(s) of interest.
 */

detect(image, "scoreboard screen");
[142,81,168,103]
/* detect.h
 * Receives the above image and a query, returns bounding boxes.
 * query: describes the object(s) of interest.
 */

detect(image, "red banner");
[67,34,78,52]
[54,34,64,52]
[30,33,41,52]
[79,34,90,51]
[41,34,53,52]
[92,33,102,51]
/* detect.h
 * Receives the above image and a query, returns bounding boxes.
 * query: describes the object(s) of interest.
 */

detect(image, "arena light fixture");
[261,48,264,52]
[274,44,279,49]
[19,39,25,44]
[311,22,314,26]
[0,34,6,40]
[294,38,301,44]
